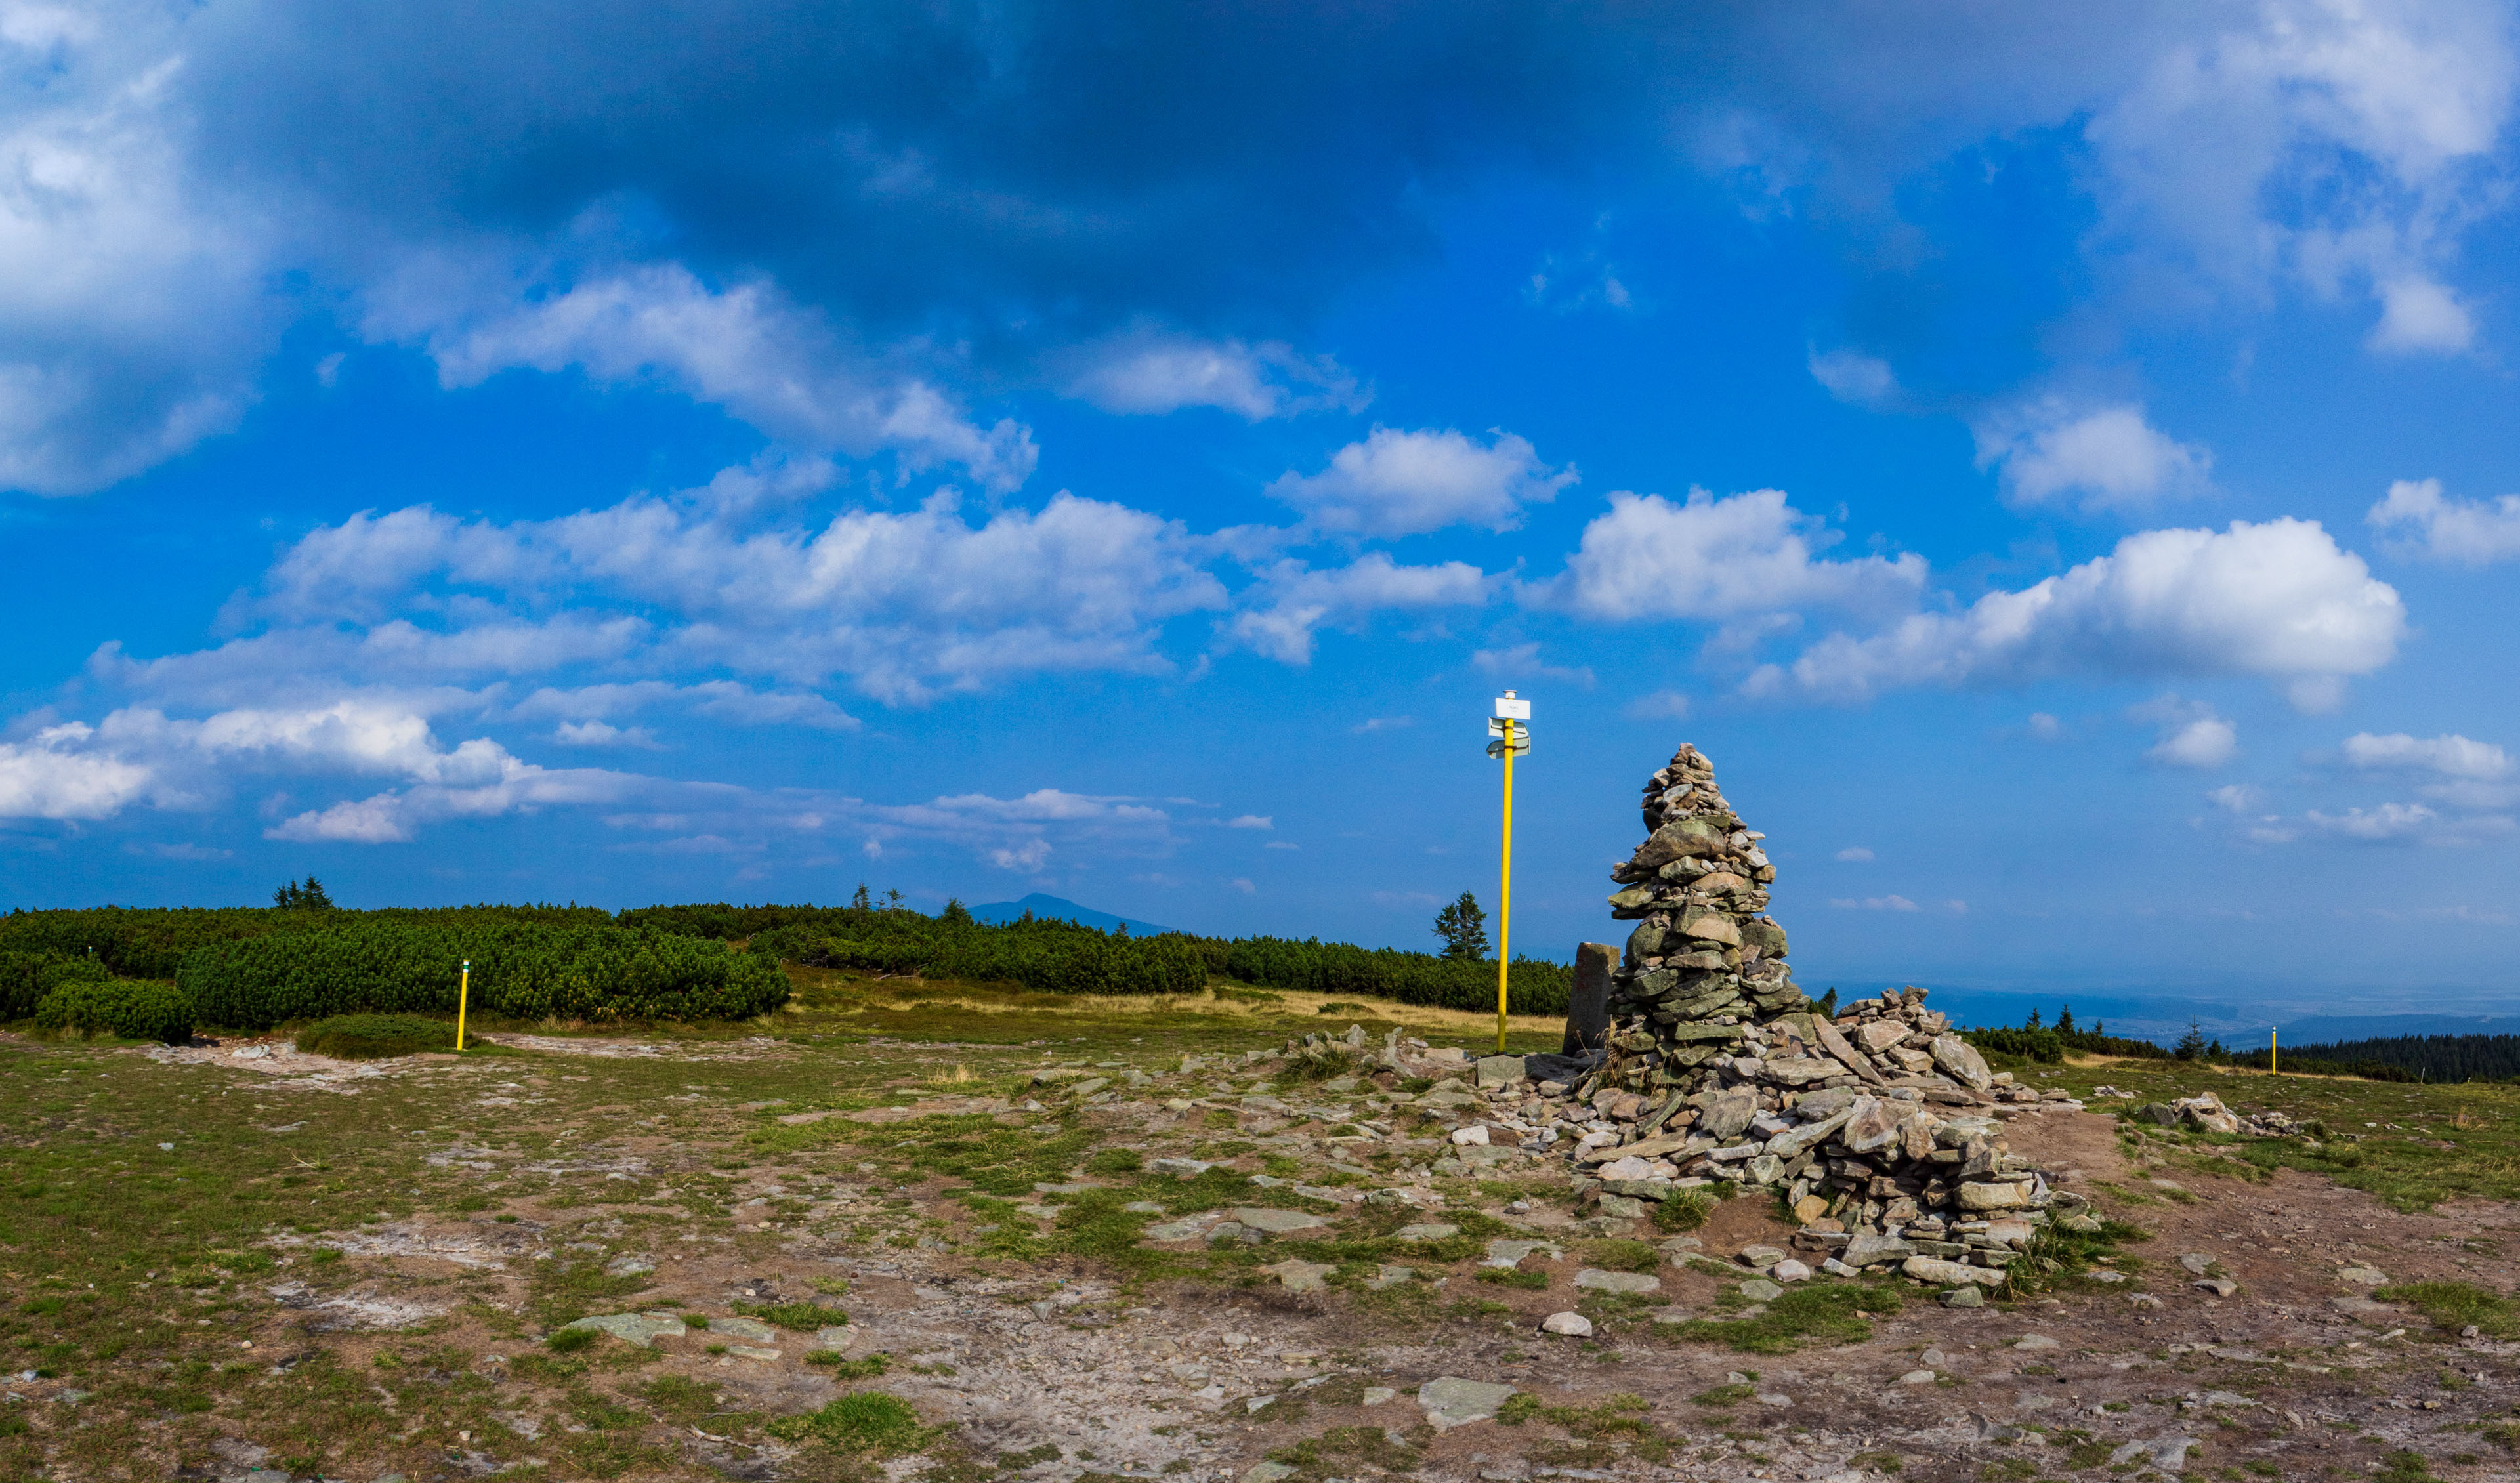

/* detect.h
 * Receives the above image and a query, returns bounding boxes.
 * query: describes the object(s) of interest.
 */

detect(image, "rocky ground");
[7,995,2520,1483]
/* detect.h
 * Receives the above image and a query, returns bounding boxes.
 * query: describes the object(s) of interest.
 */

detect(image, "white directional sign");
[1492,695,1531,721]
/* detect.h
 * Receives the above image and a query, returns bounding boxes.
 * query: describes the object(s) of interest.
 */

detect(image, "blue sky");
[6,1,2520,1028]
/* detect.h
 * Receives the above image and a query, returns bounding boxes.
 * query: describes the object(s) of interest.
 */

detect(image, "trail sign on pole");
[1488,692,1530,1054]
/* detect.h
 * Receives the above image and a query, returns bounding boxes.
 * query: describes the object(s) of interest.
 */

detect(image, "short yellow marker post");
[2270,1026,2277,1077]
[457,959,471,1052]
[1487,691,1533,1055]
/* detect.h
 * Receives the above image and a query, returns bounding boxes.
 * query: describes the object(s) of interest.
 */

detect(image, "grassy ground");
[0,972,1562,1482]
[7,971,2520,1483]
[2009,1051,2520,1210]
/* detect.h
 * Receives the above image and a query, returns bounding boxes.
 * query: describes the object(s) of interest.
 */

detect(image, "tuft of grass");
[1689,1382,1754,1408]
[1476,1267,1549,1289]
[2374,1281,2520,1339]
[806,1351,891,1379]
[1652,1188,1716,1233]
[1085,1148,1143,1175]
[293,1014,459,1060]
[734,1299,850,1331]
[545,1326,600,1354]
[768,1390,934,1455]
[1584,1238,1660,1274]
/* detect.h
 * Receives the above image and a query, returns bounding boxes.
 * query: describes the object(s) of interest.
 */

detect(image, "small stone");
[1242,1464,1299,1483]
[1941,1286,1985,1308]
[1596,1194,1647,1219]
[1144,1215,1221,1242]
[726,1344,780,1361]
[1364,1264,1418,1291]
[1260,1259,1335,1293]
[2012,1334,2059,1350]
[1739,1278,1782,1302]
[1360,1387,1396,1405]
[1769,1259,1811,1283]
[1395,1222,1460,1241]
[1450,1125,1491,1147]
[2337,1264,2389,1286]
[1122,1201,1166,1214]
[1791,1195,1830,1225]
[1152,1157,1213,1177]
[1738,1243,1788,1269]
[2179,1253,2214,1276]
[1482,1238,1562,1268]
[2194,1277,2239,1298]
[1573,1268,1660,1294]
[1540,1310,1593,1336]
[560,1314,686,1347]
[2108,1436,2200,1472]
[1230,1207,1329,1233]
[1474,1055,1528,1089]
[714,1317,778,1343]
[1897,1369,1936,1385]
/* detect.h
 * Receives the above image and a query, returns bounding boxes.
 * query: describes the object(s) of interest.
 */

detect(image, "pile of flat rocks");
[1542,743,2093,1284]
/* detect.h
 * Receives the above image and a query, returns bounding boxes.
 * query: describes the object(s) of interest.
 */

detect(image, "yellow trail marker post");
[2270,1026,2277,1077]
[1487,691,1532,1055]
[457,959,471,1052]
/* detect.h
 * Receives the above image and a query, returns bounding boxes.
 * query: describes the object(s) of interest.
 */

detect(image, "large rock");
[1813,1018,1885,1085]
[1929,1035,1994,1091]
[562,1314,686,1346]
[1475,1055,1528,1089]
[1634,817,1729,869]
[1956,1180,2034,1212]
[1902,1255,1994,1286]
[1839,1097,1904,1154]
[1572,1268,1660,1294]
[1230,1207,1329,1232]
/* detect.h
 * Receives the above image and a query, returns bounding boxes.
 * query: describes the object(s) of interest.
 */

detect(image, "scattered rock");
[1259,1260,1335,1293]
[1739,1278,1782,1302]
[560,1314,686,1346]
[1540,1311,1594,1337]
[1230,1207,1328,1234]
[1418,1377,1518,1432]
[1572,1268,1660,1294]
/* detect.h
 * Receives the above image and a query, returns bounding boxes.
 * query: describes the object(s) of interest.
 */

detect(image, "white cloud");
[1351,716,1416,734]
[1552,488,1928,623]
[129,841,230,861]
[2342,730,2513,780]
[2025,711,2064,741]
[2368,275,2475,354]
[1057,329,1366,419]
[1263,840,1298,850]
[1471,642,1595,689]
[1749,518,2404,706]
[1626,690,1690,721]
[2365,477,2520,565]
[2206,783,2265,813]
[1265,427,1574,537]
[2133,694,2238,768]
[1227,814,1272,830]
[1230,877,1255,894]
[1807,346,1897,405]
[226,485,1227,705]
[0,727,154,820]
[553,720,663,750]
[1226,553,1489,665]
[1835,846,1874,861]
[375,261,1040,493]
[1832,894,1918,911]
[2304,801,2441,842]
[1973,401,2212,512]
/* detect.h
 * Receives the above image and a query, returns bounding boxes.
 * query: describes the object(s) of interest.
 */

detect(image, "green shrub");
[545,1327,600,1353]
[734,1299,848,1331]
[0,951,110,1019]
[295,1014,459,1059]
[1653,1188,1716,1232]
[180,919,788,1030]
[33,977,193,1043]
[768,1391,931,1454]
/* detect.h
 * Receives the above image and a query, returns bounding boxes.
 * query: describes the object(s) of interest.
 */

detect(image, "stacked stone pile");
[1549,743,2093,1281]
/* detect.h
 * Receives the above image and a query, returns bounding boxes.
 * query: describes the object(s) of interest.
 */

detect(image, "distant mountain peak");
[967,892,1174,938]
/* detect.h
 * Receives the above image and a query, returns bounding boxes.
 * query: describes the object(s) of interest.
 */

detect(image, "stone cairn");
[1559,743,2090,1285]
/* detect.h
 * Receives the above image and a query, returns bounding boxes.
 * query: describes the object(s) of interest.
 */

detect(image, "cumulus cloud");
[1832,894,1918,911]
[1835,846,1874,861]
[1973,401,2213,512]
[2365,477,2520,565]
[2133,694,2238,769]
[1265,427,1574,538]
[1226,553,1489,664]
[1626,690,1690,721]
[1551,488,1928,623]
[1748,518,2404,707]
[1057,330,1366,419]
[1471,643,1595,689]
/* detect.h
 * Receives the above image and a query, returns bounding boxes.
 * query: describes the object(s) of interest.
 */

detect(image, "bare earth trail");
[8,1016,2520,1483]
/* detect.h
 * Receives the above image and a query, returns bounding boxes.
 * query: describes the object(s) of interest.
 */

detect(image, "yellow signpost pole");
[2270,1026,2277,1077]
[1496,719,1514,1055]
[457,960,471,1052]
